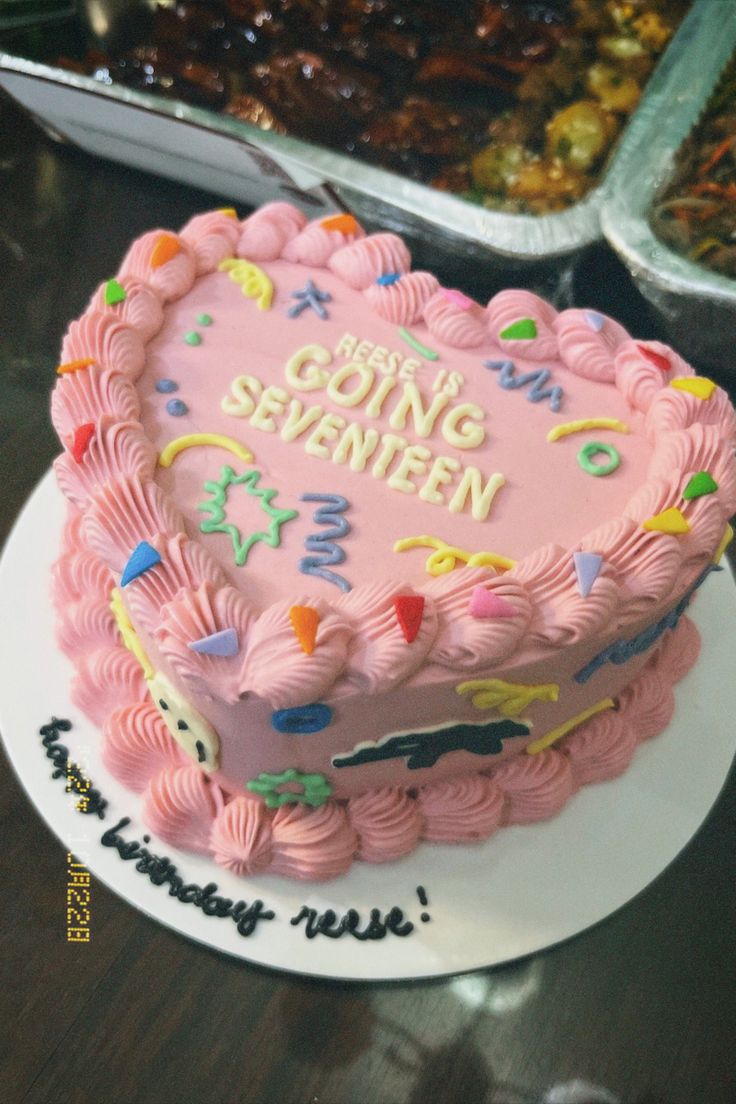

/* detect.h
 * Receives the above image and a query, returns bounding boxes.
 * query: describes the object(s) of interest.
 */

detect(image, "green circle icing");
[577,441,621,477]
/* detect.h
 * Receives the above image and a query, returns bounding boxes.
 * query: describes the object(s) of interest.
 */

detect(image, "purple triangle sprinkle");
[120,541,161,587]
[584,310,605,333]
[573,551,603,598]
[188,628,240,657]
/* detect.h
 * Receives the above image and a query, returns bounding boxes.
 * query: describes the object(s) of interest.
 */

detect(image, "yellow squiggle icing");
[110,587,154,680]
[218,257,273,310]
[158,433,254,469]
[525,697,615,755]
[393,535,516,576]
[456,678,559,717]
[546,418,629,443]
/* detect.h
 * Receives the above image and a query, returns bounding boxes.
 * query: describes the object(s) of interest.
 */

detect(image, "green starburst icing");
[246,769,333,808]
[197,465,298,566]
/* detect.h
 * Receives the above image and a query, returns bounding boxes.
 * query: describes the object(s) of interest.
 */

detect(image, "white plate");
[1,472,735,981]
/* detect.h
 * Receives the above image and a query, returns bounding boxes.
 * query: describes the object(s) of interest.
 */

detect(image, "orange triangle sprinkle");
[320,213,359,235]
[642,507,691,535]
[289,605,320,655]
[219,207,238,218]
[56,357,96,375]
[151,233,181,269]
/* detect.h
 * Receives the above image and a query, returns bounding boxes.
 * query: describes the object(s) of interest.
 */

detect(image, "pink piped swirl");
[269,802,357,881]
[562,709,638,786]
[615,339,693,413]
[71,644,147,726]
[143,765,225,854]
[60,505,84,556]
[579,517,681,628]
[54,417,156,511]
[487,289,558,361]
[89,276,164,342]
[51,548,113,608]
[365,272,440,326]
[180,210,241,274]
[646,383,736,445]
[337,581,438,693]
[282,216,364,266]
[237,202,307,261]
[118,229,196,301]
[617,666,674,740]
[84,474,185,574]
[491,749,577,825]
[241,596,352,708]
[126,533,228,632]
[57,595,118,657]
[649,423,736,517]
[347,787,423,863]
[510,542,619,646]
[61,311,146,381]
[102,701,186,792]
[50,366,140,438]
[417,774,504,842]
[328,233,411,289]
[624,472,725,565]
[652,614,700,684]
[422,567,532,670]
[209,796,274,876]
[554,308,629,383]
[422,289,488,348]
[156,582,255,704]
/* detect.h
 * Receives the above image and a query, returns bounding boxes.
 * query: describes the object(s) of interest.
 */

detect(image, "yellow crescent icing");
[158,433,254,469]
[525,698,615,755]
[670,376,717,401]
[456,679,559,717]
[110,587,154,680]
[714,522,734,565]
[393,535,516,576]
[218,257,273,310]
[546,418,630,443]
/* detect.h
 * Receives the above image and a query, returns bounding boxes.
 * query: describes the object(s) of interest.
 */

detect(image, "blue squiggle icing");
[299,493,352,592]
[485,359,563,413]
[271,703,333,734]
[575,564,720,684]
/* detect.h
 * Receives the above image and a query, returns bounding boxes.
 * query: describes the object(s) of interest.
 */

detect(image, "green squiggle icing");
[197,464,298,566]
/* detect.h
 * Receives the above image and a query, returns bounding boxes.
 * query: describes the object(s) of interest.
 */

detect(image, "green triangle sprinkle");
[683,471,718,500]
[500,317,537,341]
[104,279,126,306]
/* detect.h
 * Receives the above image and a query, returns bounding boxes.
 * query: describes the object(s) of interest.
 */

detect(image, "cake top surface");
[50,203,736,706]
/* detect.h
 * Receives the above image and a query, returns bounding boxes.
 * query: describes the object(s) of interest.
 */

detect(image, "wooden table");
[1,92,734,1104]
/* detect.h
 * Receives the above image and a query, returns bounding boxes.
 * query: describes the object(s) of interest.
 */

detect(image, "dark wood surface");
[1,91,734,1104]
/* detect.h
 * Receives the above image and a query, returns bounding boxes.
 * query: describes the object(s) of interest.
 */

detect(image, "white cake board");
[1,472,735,981]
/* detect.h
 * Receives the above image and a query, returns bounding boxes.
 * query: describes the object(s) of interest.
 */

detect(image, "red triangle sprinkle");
[393,595,425,643]
[637,344,670,373]
[71,423,95,463]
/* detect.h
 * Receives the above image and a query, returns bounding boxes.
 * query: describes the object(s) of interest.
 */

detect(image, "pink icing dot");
[440,288,473,310]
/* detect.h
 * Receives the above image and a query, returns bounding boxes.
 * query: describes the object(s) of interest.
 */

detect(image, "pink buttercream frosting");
[365,271,440,325]
[54,416,156,512]
[103,701,185,792]
[83,474,185,574]
[51,367,140,438]
[118,229,196,300]
[561,709,638,786]
[417,774,505,842]
[143,765,225,853]
[554,308,629,383]
[71,645,147,727]
[61,311,146,381]
[492,748,578,825]
[337,581,437,692]
[89,276,164,342]
[487,289,558,360]
[237,202,307,261]
[282,217,364,266]
[347,787,423,862]
[422,290,488,348]
[328,233,411,289]
[269,802,358,882]
[180,210,241,275]
[209,796,274,876]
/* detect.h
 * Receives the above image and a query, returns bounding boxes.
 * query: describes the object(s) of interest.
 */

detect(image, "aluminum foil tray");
[0,1,716,271]
[601,10,736,371]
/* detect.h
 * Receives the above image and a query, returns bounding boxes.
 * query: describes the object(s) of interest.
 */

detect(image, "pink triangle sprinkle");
[468,586,517,619]
[440,288,474,311]
[573,551,603,598]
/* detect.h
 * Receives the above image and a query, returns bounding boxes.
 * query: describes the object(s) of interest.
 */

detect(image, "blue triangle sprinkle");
[584,310,605,332]
[188,628,240,657]
[120,541,162,587]
[573,551,603,598]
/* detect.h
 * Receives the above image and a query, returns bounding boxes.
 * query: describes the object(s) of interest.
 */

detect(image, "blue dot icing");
[376,272,400,286]
[156,379,178,393]
[166,398,189,417]
[271,703,333,734]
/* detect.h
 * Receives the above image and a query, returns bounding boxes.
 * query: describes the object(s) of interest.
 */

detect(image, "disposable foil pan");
[0,1,716,270]
[601,11,736,371]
